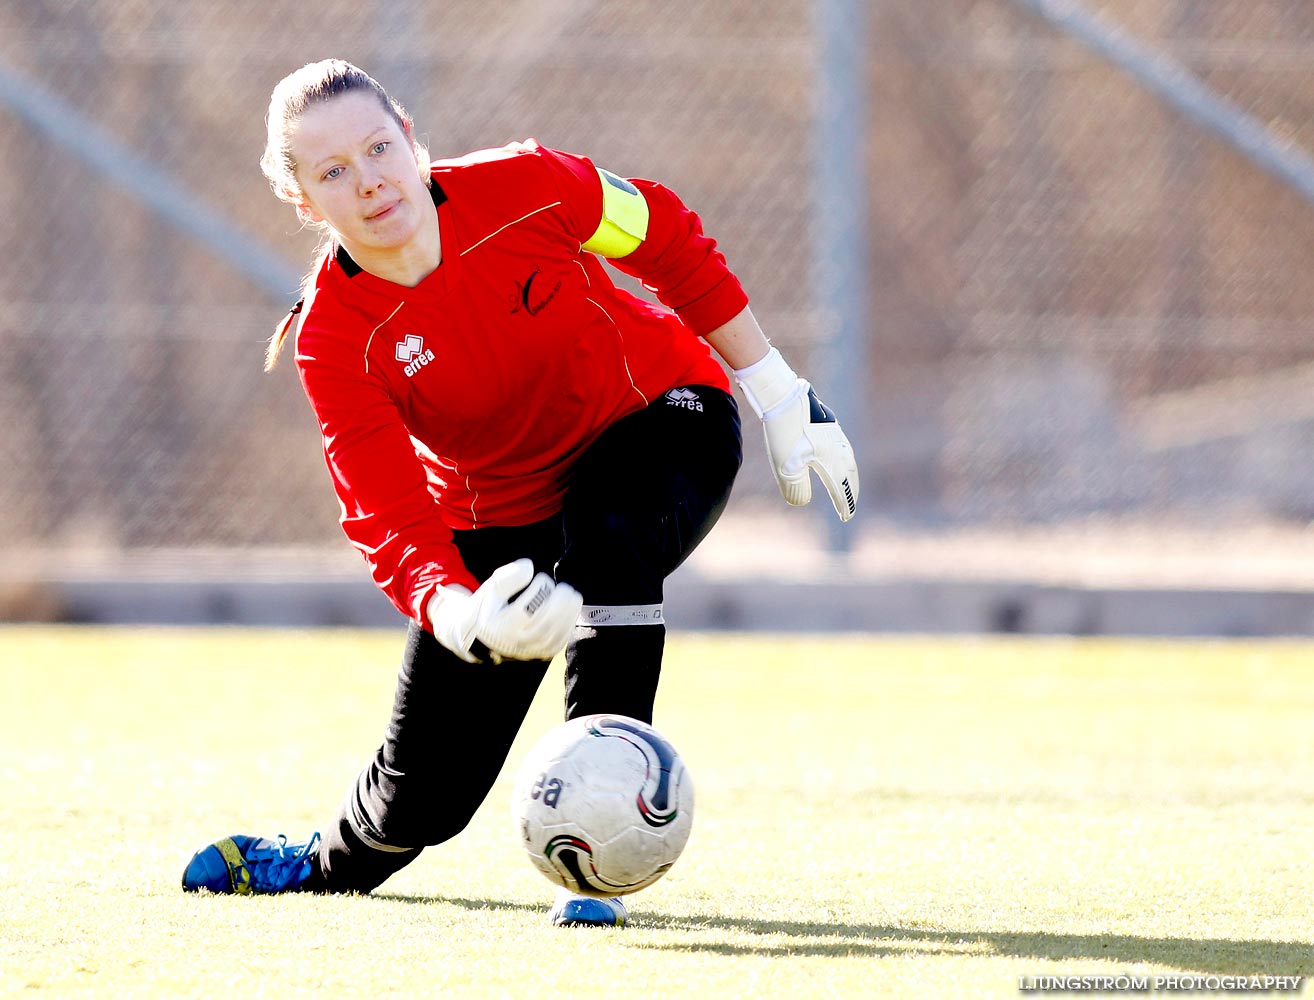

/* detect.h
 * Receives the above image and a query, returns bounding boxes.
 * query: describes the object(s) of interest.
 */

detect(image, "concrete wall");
[20,567,1314,638]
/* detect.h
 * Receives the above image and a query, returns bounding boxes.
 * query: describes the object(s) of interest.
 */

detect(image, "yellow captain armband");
[581,168,650,258]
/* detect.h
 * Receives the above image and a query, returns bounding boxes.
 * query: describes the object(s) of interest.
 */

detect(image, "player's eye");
[323,165,344,181]
[371,141,389,155]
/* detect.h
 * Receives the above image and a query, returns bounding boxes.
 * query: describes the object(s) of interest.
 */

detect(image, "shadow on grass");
[373,893,1312,974]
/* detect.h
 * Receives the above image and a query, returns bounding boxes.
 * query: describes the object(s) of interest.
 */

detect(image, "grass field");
[2,626,1311,998]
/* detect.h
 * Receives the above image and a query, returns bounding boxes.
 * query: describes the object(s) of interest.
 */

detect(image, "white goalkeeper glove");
[733,347,859,521]
[426,558,583,664]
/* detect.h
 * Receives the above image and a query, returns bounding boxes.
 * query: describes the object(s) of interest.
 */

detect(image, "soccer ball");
[511,714,694,898]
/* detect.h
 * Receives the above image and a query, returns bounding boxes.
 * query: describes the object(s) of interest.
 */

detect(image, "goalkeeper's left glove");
[733,347,859,522]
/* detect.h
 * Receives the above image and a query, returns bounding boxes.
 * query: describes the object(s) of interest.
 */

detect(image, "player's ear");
[277,178,323,225]
[290,190,325,225]
[401,121,430,178]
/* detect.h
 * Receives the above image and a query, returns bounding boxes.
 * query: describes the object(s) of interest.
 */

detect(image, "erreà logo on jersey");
[395,334,435,378]
[664,387,703,412]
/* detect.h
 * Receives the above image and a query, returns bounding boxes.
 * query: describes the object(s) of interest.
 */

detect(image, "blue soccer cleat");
[549,888,628,927]
[182,833,321,895]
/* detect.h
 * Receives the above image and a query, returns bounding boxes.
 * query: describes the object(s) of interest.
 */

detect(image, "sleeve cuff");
[673,274,750,336]
[413,571,479,630]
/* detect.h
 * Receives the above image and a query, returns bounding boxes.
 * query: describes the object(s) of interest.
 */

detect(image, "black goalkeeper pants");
[311,385,741,894]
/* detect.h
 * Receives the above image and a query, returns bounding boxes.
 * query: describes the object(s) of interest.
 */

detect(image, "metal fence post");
[811,0,871,553]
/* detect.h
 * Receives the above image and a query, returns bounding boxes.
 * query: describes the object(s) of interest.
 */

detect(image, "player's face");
[290,92,430,256]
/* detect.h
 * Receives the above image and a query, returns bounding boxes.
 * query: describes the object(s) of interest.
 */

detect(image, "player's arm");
[297,343,580,662]
[584,171,750,336]
[537,145,858,520]
[567,152,859,522]
[529,144,747,335]
[296,346,477,609]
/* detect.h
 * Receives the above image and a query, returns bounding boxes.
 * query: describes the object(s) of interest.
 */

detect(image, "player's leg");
[556,385,742,725]
[183,519,565,896]
[543,386,738,927]
[309,519,567,894]
[306,622,549,893]
[183,624,550,896]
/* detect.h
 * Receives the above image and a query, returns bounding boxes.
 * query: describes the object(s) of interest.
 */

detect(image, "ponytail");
[265,298,304,372]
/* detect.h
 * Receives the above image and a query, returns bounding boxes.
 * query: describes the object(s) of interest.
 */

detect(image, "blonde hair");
[261,59,429,370]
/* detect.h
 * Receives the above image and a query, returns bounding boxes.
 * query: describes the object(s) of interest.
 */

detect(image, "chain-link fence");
[3,0,1314,584]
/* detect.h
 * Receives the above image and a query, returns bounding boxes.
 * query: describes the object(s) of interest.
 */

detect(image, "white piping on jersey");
[466,472,479,527]
[363,301,406,374]
[460,202,563,258]
[427,448,481,528]
[586,296,648,407]
[573,260,592,287]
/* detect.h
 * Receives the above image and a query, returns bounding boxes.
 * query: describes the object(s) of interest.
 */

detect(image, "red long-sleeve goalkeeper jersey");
[293,140,747,626]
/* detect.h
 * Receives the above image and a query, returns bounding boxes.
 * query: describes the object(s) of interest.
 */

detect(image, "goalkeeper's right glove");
[426,558,583,664]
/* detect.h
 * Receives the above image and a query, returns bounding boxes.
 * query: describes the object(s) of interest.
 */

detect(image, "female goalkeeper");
[181,58,858,927]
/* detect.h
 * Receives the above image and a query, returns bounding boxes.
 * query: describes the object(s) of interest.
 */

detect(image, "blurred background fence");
[4,0,1314,623]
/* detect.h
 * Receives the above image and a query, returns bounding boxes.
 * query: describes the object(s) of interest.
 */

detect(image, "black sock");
[564,623,666,723]
[311,791,420,894]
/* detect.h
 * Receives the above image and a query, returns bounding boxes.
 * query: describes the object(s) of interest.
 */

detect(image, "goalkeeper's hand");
[733,347,859,521]
[426,559,583,664]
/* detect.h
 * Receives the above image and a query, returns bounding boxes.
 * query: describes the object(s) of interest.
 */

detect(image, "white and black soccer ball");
[511,714,694,898]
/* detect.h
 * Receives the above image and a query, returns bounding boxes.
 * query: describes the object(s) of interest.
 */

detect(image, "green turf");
[2,626,1311,998]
